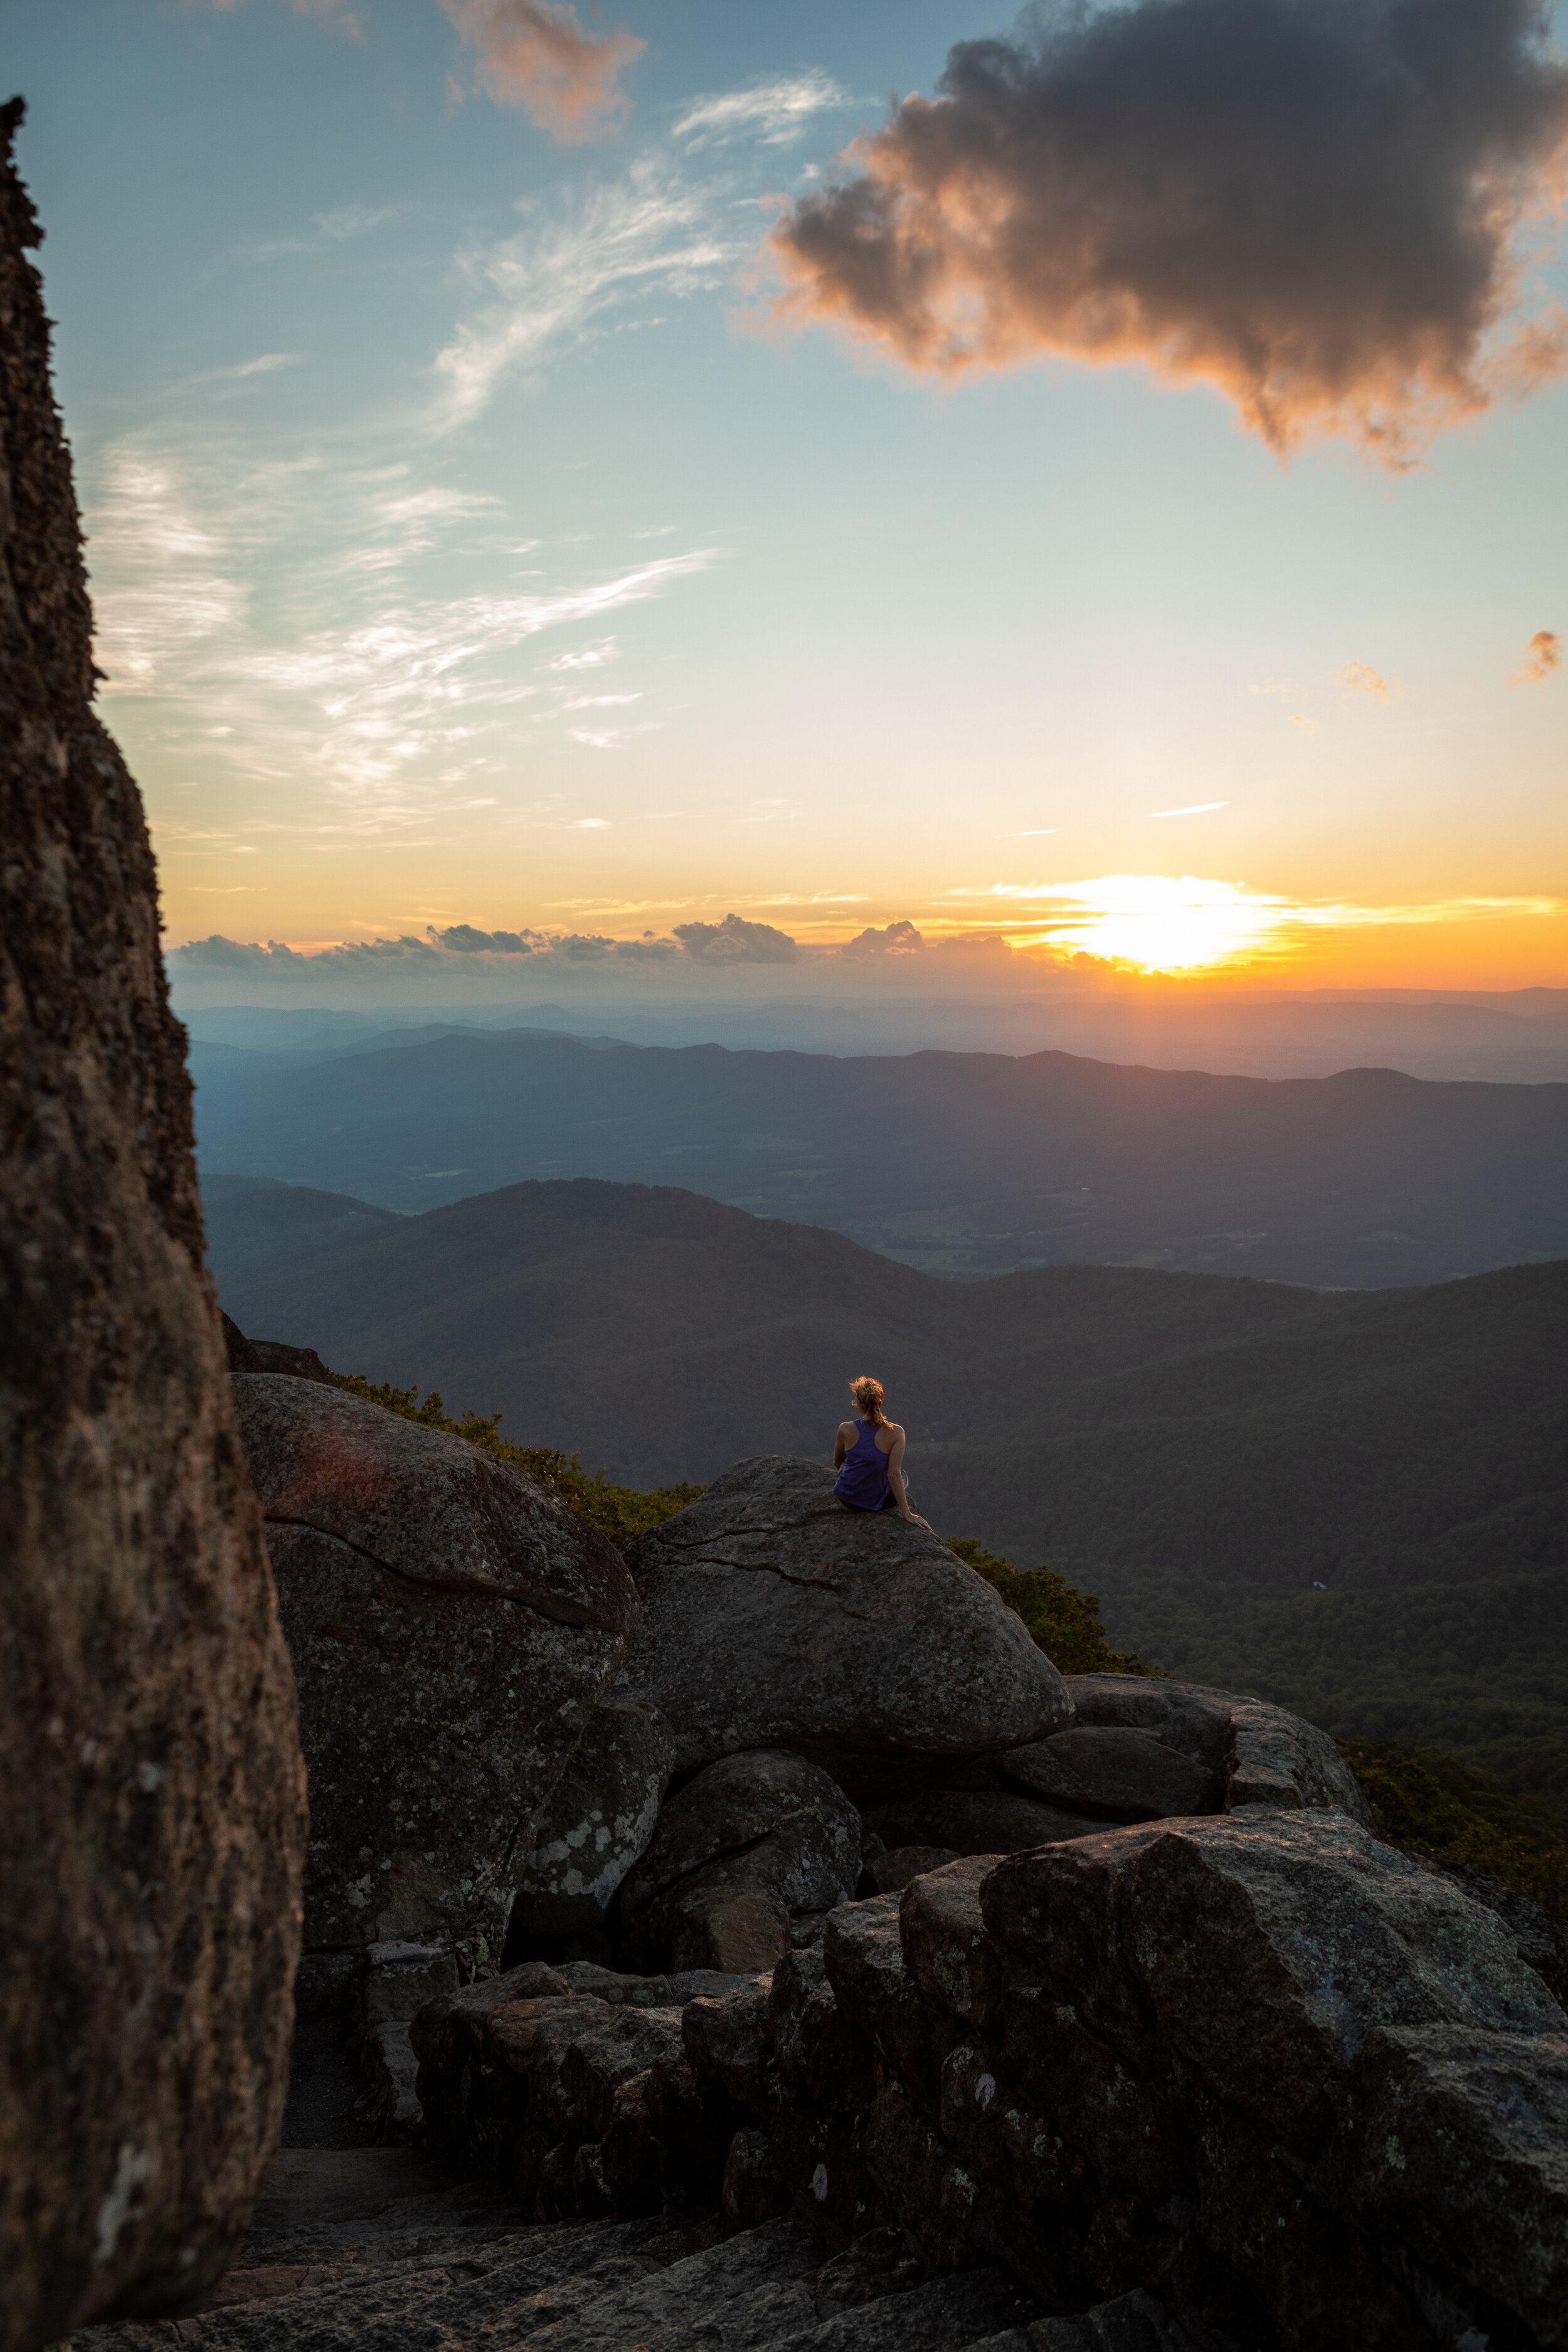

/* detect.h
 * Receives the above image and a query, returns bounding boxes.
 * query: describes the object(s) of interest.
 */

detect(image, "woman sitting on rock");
[832,1375,930,1528]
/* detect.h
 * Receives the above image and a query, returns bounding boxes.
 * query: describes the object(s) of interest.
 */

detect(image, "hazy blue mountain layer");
[191,1031,1568,1286]
[209,1175,1568,1756]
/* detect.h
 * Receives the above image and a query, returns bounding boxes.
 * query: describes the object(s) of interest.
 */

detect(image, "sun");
[1002,875,1293,974]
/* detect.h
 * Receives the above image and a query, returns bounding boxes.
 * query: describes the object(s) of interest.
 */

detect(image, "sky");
[10,0,1568,988]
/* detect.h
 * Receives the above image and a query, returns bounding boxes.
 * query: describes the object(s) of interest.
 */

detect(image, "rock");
[0,107,305,2348]
[823,1894,945,2106]
[864,1790,1104,1857]
[1065,1675,1370,1825]
[721,2128,788,2230]
[982,1811,1564,2160]
[900,1857,1005,2038]
[1030,2286,1210,2349]
[618,1750,862,1975]
[618,1457,1071,1798]
[231,1374,638,1953]
[1222,1697,1372,1822]
[1441,1863,1568,2010]
[1060,1675,1232,1768]
[1000,1728,1219,1823]
[249,1338,334,1385]
[682,1979,776,2106]
[1339,2021,1568,2342]
[221,1309,263,1374]
[864,1845,961,1895]
[510,1700,674,1942]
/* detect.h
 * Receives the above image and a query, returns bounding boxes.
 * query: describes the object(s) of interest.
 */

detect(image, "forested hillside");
[209,1173,1568,1762]
[191,1029,1568,1287]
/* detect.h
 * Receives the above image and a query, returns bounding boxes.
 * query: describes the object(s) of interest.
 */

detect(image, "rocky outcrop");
[617,1457,1073,1799]
[413,1811,1568,2347]
[231,1374,638,1956]
[0,102,305,2351]
[619,1751,863,1975]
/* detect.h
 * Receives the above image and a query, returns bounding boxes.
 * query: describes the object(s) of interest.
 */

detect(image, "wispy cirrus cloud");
[431,159,739,427]
[248,203,403,263]
[674,70,849,149]
[440,0,644,142]
[87,428,716,836]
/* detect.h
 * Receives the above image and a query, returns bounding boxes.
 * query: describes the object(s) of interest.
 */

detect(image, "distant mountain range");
[208,1174,1568,1764]
[191,1029,1568,1286]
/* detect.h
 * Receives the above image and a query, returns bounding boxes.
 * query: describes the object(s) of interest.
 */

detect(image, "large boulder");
[232,1375,638,1955]
[509,1698,674,1942]
[1061,1673,1372,1826]
[618,1456,1072,1798]
[0,108,305,2350]
[982,1811,1564,2159]
[1000,1725,1220,1821]
[618,1749,863,1974]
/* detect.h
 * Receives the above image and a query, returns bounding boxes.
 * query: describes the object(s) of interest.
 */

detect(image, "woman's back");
[833,1415,893,1509]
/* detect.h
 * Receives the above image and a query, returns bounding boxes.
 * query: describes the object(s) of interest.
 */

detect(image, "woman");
[832,1375,930,1528]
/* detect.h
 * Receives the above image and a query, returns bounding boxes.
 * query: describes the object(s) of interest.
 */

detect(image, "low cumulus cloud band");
[770,0,1568,456]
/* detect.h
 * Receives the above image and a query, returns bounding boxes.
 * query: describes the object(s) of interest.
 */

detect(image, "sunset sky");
[11,0,1568,986]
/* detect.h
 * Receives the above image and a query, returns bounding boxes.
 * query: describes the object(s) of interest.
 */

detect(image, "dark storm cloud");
[771,0,1568,456]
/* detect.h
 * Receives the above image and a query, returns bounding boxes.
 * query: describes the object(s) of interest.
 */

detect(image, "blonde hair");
[849,1375,886,1426]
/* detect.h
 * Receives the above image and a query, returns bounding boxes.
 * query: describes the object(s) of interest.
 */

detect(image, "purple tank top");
[834,1418,891,1511]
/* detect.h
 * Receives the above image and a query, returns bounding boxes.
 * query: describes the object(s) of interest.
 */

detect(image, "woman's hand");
[898,1508,931,1530]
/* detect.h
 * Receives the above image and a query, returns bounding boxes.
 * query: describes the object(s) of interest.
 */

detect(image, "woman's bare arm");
[884,1428,930,1528]
[834,1419,855,1469]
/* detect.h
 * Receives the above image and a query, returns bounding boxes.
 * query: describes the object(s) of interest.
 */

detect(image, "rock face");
[618,1457,1072,1798]
[0,106,306,2351]
[510,1700,675,1943]
[618,1751,863,1975]
[231,1374,638,1955]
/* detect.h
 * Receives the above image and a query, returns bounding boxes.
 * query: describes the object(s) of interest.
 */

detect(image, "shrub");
[945,1537,1163,1677]
[327,1372,704,1548]
[1340,1737,1568,1920]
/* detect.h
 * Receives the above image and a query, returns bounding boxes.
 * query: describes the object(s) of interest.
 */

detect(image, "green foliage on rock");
[946,1537,1163,1678]
[1340,1737,1568,1919]
[328,1372,704,1547]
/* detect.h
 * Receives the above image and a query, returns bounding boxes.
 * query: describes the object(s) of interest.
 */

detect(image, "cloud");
[673,912,801,963]
[769,0,1568,458]
[1148,801,1227,817]
[1335,660,1402,699]
[248,204,401,263]
[1512,627,1562,683]
[432,161,738,425]
[674,70,849,150]
[839,918,924,958]
[430,922,534,953]
[440,0,644,142]
[549,637,617,669]
[87,427,716,829]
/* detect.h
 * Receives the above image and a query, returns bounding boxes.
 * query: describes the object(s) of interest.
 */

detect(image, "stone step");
[66,2200,1039,2352]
